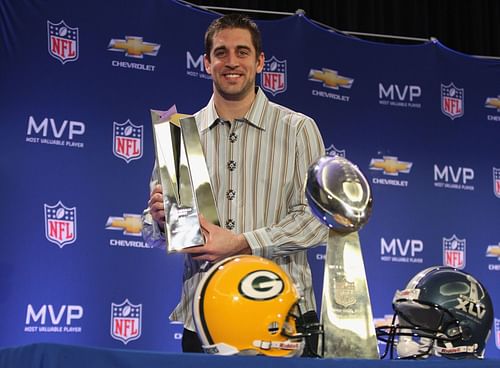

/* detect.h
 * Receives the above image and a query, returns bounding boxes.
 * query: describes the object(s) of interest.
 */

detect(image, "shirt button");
[229,132,238,143]
[226,189,236,200]
[225,219,235,230]
[227,160,237,171]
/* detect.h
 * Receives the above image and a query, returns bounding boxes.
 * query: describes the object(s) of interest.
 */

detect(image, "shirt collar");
[200,87,269,131]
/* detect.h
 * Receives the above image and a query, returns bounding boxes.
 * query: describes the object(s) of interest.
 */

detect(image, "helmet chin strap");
[396,333,478,358]
[252,339,304,355]
[434,342,478,356]
[396,336,433,358]
[203,340,304,356]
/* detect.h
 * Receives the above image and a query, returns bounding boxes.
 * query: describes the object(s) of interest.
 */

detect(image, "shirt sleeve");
[242,117,329,258]
[141,164,167,250]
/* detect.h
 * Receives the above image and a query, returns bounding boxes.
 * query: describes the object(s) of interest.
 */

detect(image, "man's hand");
[148,184,165,230]
[182,215,251,263]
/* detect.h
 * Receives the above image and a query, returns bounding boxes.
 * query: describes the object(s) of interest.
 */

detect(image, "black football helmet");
[376,266,494,359]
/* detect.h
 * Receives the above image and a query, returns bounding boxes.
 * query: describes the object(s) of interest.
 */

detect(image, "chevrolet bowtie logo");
[108,36,160,58]
[486,244,500,259]
[308,68,354,89]
[485,96,500,111]
[106,214,142,236]
[369,156,413,175]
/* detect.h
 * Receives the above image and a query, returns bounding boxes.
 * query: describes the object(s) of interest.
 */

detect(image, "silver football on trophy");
[306,155,372,233]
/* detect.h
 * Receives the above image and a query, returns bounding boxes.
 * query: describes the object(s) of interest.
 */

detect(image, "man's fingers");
[149,192,163,204]
[199,218,209,233]
[149,185,163,205]
[199,214,215,232]
[149,201,164,212]
[182,244,206,255]
[153,209,165,217]
[152,184,162,193]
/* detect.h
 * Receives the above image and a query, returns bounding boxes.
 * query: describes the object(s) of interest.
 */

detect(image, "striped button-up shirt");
[142,88,328,331]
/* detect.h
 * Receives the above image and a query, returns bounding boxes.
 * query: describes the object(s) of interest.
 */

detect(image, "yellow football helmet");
[193,255,316,357]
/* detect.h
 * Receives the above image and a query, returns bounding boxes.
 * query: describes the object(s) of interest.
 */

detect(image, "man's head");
[203,14,265,102]
[204,14,262,61]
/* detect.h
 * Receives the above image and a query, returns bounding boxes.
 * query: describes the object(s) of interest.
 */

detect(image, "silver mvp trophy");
[305,155,379,358]
[150,108,219,252]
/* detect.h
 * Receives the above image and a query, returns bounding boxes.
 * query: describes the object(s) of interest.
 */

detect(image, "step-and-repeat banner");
[1,0,499,356]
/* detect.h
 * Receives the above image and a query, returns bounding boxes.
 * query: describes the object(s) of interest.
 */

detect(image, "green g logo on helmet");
[239,270,284,300]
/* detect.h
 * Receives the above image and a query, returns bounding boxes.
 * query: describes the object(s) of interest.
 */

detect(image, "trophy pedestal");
[318,230,379,358]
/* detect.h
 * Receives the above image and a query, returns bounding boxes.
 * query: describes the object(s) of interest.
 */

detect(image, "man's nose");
[226,50,239,66]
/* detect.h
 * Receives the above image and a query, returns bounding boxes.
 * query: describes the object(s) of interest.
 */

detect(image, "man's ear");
[204,54,212,75]
[256,52,265,74]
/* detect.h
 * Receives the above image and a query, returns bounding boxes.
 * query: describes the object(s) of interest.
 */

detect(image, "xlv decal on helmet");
[376,266,494,359]
[193,255,323,357]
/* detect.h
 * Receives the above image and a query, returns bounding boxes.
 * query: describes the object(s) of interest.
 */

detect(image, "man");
[142,14,327,355]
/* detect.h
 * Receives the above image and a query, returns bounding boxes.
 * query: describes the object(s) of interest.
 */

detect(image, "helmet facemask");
[281,302,324,357]
[377,299,463,359]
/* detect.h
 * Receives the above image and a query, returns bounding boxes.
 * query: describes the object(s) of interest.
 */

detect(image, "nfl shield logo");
[111,299,142,344]
[326,144,346,157]
[44,201,77,248]
[113,120,143,163]
[47,20,79,64]
[493,167,500,198]
[443,234,466,269]
[261,56,287,96]
[441,83,464,120]
[334,276,356,307]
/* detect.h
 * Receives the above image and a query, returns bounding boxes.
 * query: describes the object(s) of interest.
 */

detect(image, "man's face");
[204,27,264,101]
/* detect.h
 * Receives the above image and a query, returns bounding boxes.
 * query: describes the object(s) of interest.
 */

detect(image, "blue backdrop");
[1,0,499,357]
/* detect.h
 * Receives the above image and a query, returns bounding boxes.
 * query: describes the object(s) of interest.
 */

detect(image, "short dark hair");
[204,14,262,60]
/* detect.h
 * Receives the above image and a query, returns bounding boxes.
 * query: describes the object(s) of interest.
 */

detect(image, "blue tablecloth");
[1,343,499,368]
